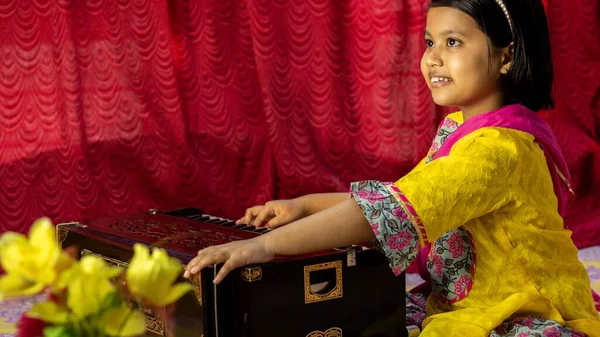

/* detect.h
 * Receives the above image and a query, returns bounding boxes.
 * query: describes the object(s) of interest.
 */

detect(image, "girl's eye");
[447,38,461,47]
[425,39,434,48]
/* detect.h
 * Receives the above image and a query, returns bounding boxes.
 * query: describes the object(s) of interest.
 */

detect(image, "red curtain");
[0,0,598,248]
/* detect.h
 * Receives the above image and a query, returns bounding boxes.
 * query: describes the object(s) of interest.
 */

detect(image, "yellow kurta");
[351,112,600,337]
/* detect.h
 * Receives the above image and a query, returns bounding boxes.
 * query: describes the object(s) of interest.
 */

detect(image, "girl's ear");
[500,42,514,75]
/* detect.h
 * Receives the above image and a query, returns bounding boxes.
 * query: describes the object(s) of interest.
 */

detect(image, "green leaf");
[102,291,123,310]
[43,325,75,337]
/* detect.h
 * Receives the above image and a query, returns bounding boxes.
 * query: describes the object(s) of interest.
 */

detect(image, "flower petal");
[29,219,61,269]
[162,282,194,306]
[67,276,115,318]
[126,244,189,306]
[27,301,69,324]
[0,274,31,295]
[132,244,150,261]
[0,233,29,274]
[56,265,79,290]
[79,255,123,278]
[28,218,56,250]
[0,274,45,300]
[152,248,181,285]
[54,252,75,275]
[101,307,146,337]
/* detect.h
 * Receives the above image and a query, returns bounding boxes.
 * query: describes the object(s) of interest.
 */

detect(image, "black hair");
[429,0,554,111]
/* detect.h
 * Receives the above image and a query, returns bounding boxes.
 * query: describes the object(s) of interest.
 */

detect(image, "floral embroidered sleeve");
[350,180,423,275]
[351,128,520,275]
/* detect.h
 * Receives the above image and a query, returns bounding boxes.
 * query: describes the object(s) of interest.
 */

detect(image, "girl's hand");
[236,199,307,229]
[183,238,275,284]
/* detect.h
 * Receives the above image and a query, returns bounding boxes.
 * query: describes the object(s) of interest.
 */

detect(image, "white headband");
[494,0,513,34]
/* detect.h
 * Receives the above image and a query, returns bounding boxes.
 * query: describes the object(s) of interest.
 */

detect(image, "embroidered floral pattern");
[592,289,600,312]
[350,180,422,276]
[489,316,586,337]
[427,227,476,303]
[447,231,465,258]
[388,184,428,245]
[405,292,428,328]
[426,117,460,163]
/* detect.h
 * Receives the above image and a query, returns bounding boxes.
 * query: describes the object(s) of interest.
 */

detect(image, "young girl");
[184,0,600,336]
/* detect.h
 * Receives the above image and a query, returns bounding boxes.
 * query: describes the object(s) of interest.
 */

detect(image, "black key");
[232,224,247,228]
[255,228,269,233]
[239,225,256,231]
[220,221,236,227]
[191,215,211,221]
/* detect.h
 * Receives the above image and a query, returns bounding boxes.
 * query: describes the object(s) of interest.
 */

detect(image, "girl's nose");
[424,49,443,67]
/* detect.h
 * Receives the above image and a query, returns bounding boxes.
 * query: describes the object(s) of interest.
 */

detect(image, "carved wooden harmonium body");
[56,208,407,337]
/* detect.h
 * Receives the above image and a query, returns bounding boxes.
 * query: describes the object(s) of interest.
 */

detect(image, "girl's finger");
[213,259,237,284]
[251,207,274,227]
[184,255,203,278]
[238,207,261,225]
[185,249,225,277]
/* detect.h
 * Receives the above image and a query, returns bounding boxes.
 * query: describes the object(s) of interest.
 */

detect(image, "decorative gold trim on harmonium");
[306,327,342,337]
[241,267,263,282]
[303,261,343,304]
[56,222,85,246]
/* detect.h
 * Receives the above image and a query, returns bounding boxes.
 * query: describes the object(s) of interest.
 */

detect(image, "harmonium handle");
[303,261,343,304]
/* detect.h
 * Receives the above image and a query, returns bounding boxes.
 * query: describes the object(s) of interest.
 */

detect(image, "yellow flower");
[126,244,193,307]
[57,254,123,289]
[29,302,146,337]
[99,306,146,337]
[0,218,73,300]
[0,273,44,299]
[59,255,123,318]
[27,301,70,324]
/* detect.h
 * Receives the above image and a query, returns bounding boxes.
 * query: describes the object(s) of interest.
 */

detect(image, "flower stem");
[73,321,83,337]
[81,318,96,337]
[116,304,137,336]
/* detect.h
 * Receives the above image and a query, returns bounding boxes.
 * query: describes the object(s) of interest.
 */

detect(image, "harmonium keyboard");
[56,208,407,337]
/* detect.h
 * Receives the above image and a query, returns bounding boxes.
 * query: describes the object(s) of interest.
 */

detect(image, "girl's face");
[421,7,511,116]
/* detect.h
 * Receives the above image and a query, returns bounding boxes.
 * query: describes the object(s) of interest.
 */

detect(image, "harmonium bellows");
[56,208,407,337]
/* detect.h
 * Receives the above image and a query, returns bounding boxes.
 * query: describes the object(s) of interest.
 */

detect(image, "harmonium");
[56,208,407,337]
